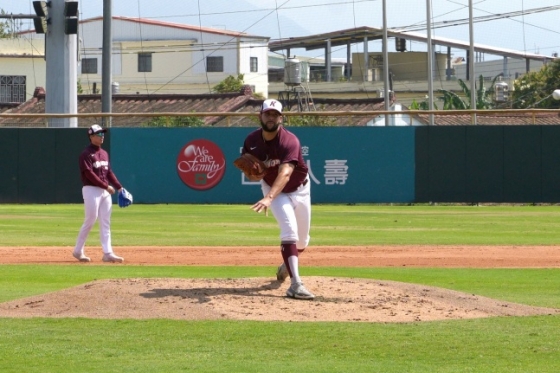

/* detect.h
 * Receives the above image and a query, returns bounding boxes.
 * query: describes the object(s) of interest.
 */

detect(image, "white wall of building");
[238,40,269,96]
[77,18,270,96]
[454,58,546,81]
[0,38,46,102]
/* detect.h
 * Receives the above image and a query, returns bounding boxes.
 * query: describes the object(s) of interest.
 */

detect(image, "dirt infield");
[1,245,559,322]
[2,245,560,267]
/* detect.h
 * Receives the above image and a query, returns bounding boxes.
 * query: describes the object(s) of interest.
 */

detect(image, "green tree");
[0,9,18,38]
[285,115,338,127]
[437,75,500,110]
[142,115,205,127]
[282,104,338,127]
[409,97,438,110]
[512,59,560,109]
[438,75,500,110]
[410,75,500,111]
[212,74,245,93]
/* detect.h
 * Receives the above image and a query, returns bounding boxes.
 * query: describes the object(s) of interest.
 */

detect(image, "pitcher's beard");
[261,121,280,133]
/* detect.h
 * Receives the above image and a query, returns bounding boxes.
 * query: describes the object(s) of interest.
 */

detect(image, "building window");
[138,53,152,73]
[81,58,98,74]
[0,75,26,103]
[206,56,224,72]
[250,57,258,72]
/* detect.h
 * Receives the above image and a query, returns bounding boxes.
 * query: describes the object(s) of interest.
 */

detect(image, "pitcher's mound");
[0,277,557,322]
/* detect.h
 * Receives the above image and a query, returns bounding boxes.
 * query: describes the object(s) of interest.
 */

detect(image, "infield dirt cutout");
[1,245,559,322]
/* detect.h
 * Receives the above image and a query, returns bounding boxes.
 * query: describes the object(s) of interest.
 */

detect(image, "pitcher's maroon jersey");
[242,126,308,192]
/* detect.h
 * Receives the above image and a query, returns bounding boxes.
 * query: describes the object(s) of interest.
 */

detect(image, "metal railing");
[0,109,559,127]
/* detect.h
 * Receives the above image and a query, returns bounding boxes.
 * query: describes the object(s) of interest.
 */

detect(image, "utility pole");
[31,0,79,128]
[4,2,78,127]
[426,0,434,125]
[469,0,477,125]
[101,0,112,127]
[382,0,390,125]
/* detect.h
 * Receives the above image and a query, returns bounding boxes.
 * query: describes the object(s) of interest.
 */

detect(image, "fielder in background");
[73,124,126,263]
[239,99,315,300]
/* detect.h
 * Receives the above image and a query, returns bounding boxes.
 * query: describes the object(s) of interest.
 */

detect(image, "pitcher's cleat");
[73,252,91,262]
[276,263,289,282]
[286,282,315,300]
[102,253,124,263]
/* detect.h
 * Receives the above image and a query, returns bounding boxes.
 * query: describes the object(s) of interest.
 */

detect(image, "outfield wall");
[1,126,560,204]
[415,126,560,203]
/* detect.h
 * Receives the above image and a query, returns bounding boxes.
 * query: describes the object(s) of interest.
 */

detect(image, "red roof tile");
[0,88,387,128]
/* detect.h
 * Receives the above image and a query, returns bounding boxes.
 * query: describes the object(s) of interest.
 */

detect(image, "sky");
[4,0,560,60]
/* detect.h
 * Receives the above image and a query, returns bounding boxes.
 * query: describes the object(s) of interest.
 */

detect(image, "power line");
[395,5,560,32]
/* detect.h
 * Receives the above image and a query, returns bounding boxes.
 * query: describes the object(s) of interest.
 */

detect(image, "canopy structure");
[269,26,555,81]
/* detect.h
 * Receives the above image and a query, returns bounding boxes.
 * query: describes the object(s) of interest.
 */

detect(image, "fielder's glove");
[233,153,267,180]
[118,188,133,208]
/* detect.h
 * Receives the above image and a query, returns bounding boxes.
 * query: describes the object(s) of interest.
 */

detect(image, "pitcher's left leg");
[98,191,124,263]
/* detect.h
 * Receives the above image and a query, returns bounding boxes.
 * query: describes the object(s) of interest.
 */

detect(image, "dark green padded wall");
[0,128,99,203]
[18,129,57,203]
[4,126,560,204]
[414,126,430,202]
[0,129,19,203]
[541,126,560,202]
[503,126,541,202]
[427,126,466,202]
[414,125,560,203]
[465,126,503,202]
[55,129,94,203]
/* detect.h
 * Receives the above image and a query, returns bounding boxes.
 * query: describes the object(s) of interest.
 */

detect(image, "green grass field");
[1,204,559,372]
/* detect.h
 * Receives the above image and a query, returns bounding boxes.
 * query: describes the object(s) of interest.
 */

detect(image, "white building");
[14,16,270,99]
[367,104,425,126]
[0,38,45,103]
[453,57,546,81]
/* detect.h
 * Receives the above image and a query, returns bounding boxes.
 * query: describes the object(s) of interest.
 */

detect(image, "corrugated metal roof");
[269,26,554,62]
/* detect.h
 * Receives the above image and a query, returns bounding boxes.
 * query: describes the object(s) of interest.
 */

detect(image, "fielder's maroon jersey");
[242,126,308,192]
[78,144,122,190]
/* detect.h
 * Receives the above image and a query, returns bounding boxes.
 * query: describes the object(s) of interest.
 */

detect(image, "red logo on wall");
[176,139,226,190]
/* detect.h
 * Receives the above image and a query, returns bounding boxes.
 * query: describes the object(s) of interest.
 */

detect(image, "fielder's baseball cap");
[261,99,282,114]
[88,124,107,135]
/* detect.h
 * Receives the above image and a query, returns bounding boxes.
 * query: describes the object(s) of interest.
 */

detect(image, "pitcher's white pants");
[74,186,114,254]
[261,179,311,249]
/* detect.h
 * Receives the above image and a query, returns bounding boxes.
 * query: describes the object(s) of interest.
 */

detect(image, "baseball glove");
[233,153,267,180]
[118,188,133,208]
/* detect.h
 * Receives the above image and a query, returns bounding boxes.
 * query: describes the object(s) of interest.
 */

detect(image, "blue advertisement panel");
[110,127,415,204]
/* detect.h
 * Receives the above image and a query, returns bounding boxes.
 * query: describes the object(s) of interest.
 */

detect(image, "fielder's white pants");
[261,178,311,250]
[74,186,114,255]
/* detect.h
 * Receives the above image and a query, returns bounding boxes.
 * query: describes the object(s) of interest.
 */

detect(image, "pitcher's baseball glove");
[233,153,267,180]
[118,188,133,208]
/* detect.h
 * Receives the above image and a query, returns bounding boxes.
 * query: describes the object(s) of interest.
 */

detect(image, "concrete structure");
[351,51,449,82]
[267,27,556,107]
[16,16,270,98]
[454,57,546,81]
[269,26,554,83]
[367,104,425,126]
[0,38,45,103]
[75,17,270,97]
[269,53,347,83]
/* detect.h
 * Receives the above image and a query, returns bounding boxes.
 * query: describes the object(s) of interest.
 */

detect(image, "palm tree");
[437,75,500,110]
